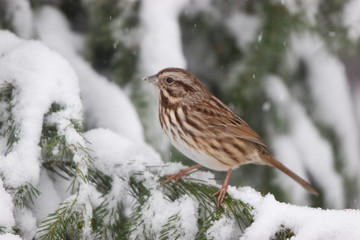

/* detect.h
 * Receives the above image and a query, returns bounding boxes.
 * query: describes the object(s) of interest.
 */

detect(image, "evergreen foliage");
[0,82,255,239]
[85,0,141,84]
[0,0,360,239]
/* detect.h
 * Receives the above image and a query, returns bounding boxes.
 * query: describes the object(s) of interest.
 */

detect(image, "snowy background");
[1,0,360,239]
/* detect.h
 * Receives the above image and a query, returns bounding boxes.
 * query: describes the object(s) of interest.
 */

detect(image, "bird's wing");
[214,121,267,148]
[188,99,268,149]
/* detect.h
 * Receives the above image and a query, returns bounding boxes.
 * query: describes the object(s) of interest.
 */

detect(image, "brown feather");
[265,156,319,196]
[189,96,267,149]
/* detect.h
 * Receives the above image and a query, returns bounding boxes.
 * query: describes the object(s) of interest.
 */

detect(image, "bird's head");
[143,67,208,105]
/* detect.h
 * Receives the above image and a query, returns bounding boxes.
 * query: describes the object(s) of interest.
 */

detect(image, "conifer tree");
[0,0,360,239]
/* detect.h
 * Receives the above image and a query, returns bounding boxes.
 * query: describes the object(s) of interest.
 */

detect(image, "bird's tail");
[265,157,319,196]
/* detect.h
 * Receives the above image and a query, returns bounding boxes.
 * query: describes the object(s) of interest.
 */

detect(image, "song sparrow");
[144,68,318,207]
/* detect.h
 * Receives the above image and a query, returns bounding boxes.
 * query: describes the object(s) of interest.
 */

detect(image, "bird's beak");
[143,74,159,85]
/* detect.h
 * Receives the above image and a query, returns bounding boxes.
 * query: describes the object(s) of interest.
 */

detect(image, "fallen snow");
[271,135,310,205]
[139,0,188,73]
[29,170,63,223]
[85,128,206,238]
[14,208,37,240]
[85,128,162,178]
[0,31,82,187]
[0,29,97,239]
[206,215,236,240]
[133,192,199,239]
[229,186,360,240]
[282,0,319,25]
[34,6,144,143]
[0,179,15,230]
[226,12,261,50]
[265,76,344,208]
[0,2,359,240]
[289,33,360,181]
[0,234,22,240]
[1,0,34,39]
[343,0,360,41]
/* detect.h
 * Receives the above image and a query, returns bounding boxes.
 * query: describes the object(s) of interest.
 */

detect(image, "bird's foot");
[212,185,228,208]
[161,164,201,186]
[212,168,232,208]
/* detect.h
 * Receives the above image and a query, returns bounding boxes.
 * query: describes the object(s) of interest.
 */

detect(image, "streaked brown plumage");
[144,67,318,207]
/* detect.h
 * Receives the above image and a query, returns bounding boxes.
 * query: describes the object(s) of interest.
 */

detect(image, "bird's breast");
[159,106,256,171]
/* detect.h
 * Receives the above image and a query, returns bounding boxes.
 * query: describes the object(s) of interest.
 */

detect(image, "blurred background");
[1,0,360,209]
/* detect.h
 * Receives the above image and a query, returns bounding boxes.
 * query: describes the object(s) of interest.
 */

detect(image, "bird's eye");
[166,77,174,84]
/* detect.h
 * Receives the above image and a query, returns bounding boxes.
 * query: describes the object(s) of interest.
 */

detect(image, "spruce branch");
[161,178,253,237]
[0,83,20,155]
[274,225,295,240]
[0,83,42,209]
[159,214,182,240]
[8,183,41,208]
[119,170,296,239]
[0,82,14,105]
[38,102,97,239]
[120,173,253,239]
[4,119,20,155]
[38,195,81,240]
[39,153,95,239]
[92,200,126,239]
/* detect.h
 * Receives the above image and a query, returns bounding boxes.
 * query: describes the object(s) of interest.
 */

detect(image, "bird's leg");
[161,164,202,186]
[212,168,232,208]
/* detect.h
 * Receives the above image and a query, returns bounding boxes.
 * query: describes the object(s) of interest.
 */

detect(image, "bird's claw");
[161,172,187,186]
[161,164,202,186]
[212,187,227,208]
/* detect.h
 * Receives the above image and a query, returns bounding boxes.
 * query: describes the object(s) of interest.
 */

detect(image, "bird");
[143,67,319,207]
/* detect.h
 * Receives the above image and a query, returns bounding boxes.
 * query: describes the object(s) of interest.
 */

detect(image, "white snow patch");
[265,76,344,208]
[132,191,198,239]
[271,136,309,205]
[0,31,82,187]
[85,128,162,176]
[226,12,261,49]
[182,0,216,18]
[78,66,145,142]
[139,0,188,73]
[282,0,319,25]
[85,128,218,235]
[85,128,162,214]
[289,33,360,180]
[258,32,263,42]
[14,208,37,240]
[0,179,15,230]
[35,6,144,143]
[2,0,34,38]
[34,6,84,53]
[0,234,22,240]
[29,169,62,223]
[206,215,235,240]
[343,0,360,41]
[228,187,360,240]
[0,30,23,54]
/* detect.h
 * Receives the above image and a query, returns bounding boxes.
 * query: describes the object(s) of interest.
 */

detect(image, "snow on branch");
[0,31,82,188]
[0,30,94,238]
[35,6,144,144]
[232,187,360,239]
[1,4,360,237]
